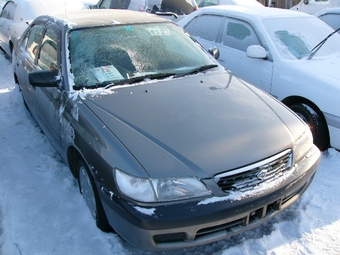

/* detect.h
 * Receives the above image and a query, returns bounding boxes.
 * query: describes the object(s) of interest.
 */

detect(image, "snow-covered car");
[315,7,340,33]
[178,5,340,151]
[291,0,340,14]
[0,0,88,57]
[12,9,320,251]
[197,0,263,7]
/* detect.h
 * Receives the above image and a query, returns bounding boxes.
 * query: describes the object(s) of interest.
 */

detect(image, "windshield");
[262,16,340,60]
[68,22,216,89]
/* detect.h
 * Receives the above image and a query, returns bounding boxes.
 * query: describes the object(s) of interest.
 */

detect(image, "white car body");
[314,7,340,32]
[291,0,340,14]
[178,5,340,151]
[197,0,263,7]
[0,0,88,57]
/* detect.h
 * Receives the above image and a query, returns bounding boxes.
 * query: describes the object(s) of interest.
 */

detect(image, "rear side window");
[222,18,261,52]
[318,13,340,32]
[0,1,16,20]
[98,0,112,8]
[197,0,219,7]
[99,0,130,9]
[185,14,225,42]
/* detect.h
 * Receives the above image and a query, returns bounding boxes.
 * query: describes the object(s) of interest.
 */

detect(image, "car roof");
[42,9,171,29]
[314,7,340,16]
[197,5,312,19]
[216,0,263,6]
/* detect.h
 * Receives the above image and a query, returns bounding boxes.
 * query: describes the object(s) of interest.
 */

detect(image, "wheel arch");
[282,95,330,149]
[68,145,112,231]
[13,71,19,84]
[9,40,13,53]
[67,146,83,178]
[282,96,327,123]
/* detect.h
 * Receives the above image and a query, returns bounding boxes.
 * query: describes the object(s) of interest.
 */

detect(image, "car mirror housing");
[246,45,267,59]
[29,70,59,87]
[208,47,220,60]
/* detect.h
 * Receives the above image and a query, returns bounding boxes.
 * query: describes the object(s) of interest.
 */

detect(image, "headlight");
[114,168,212,203]
[294,127,313,162]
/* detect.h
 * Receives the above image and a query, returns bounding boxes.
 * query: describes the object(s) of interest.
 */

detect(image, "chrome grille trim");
[214,149,293,192]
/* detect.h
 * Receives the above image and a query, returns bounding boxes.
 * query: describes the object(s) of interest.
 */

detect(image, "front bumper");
[100,145,321,251]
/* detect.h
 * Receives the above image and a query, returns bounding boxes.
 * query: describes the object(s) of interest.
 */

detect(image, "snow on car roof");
[200,5,313,19]
[46,9,170,29]
[314,7,340,16]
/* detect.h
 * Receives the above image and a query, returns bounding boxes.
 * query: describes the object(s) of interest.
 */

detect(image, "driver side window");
[23,24,45,62]
[37,28,58,75]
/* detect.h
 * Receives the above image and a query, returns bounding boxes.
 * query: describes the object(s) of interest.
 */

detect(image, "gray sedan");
[12,9,320,251]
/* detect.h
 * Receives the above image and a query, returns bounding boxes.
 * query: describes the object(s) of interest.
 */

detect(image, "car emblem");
[257,169,268,180]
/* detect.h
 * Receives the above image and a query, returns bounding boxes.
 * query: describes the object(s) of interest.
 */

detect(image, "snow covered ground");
[0,50,339,255]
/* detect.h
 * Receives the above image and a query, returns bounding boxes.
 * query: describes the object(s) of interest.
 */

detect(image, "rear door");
[183,13,226,54]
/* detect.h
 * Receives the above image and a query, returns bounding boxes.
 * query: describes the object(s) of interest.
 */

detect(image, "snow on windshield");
[262,16,340,60]
[68,23,214,89]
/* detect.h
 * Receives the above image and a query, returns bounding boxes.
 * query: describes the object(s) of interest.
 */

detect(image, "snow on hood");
[80,72,300,178]
[299,53,340,82]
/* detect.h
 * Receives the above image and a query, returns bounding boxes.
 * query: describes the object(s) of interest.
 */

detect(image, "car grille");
[214,149,293,193]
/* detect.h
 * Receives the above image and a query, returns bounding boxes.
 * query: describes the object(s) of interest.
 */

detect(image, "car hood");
[81,72,301,178]
[298,55,340,81]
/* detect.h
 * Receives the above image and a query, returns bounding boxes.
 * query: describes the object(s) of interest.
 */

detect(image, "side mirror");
[303,0,309,4]
[246,45,267,59]
[208,47,220,60]
[29,70,59,87]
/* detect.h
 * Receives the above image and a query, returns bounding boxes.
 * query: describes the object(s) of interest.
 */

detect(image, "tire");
[78,160,111,232]
[290,103,329,151]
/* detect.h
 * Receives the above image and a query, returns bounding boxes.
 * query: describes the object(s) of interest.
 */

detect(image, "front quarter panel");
[60,93,145,192]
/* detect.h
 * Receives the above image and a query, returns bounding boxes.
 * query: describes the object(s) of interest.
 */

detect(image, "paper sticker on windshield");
[92,65,124,83]
[147,27,170,36]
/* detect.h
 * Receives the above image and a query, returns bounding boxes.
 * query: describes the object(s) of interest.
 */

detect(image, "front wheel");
[290,103,329,151]
[78,160,111,231]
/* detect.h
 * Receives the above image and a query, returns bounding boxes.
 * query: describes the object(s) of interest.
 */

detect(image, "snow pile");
[0,51,339,255]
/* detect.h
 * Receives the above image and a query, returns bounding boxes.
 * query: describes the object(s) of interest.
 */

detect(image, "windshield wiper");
[175,64,218,78]
[308,27,340,60]
[104,72,176,89]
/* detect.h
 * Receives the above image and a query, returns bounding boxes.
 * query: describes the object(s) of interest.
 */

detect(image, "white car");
[291,0,340,14]
[0,0,88,57]
[315,7,340,33]
[197,0,263,7]
[178,5,340,151]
